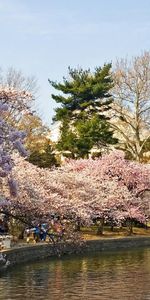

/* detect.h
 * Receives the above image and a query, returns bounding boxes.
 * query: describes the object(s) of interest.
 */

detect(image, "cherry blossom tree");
[9,150,149,235]
[0,87,30,219]
[62,151,150,234]
[1,95,149,240]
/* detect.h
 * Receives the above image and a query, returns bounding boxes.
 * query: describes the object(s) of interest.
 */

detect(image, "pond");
[1,247,150,300]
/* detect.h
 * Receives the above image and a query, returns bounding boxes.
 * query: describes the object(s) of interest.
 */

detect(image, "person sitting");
[32,225,40,243]
[39,224,47,241]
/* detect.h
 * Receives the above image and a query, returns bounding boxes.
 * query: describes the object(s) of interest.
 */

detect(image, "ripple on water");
[1,248,150,300]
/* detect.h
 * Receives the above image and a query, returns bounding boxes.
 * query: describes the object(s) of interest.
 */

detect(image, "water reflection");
[0,248,150,299]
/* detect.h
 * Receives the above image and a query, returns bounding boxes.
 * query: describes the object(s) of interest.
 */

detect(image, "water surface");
[1,248,150,299]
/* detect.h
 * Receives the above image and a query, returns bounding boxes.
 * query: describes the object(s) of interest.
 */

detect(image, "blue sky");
[0,0,150,125]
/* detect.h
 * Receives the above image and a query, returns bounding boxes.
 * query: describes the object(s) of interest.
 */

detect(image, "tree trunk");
[96,218,104,235]
[127,219,133,235]
[75,218,81,231]
[111,224,114,232]
[75,222,81,231]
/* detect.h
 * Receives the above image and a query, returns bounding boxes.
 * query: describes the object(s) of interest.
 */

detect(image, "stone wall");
[1,236,150,272]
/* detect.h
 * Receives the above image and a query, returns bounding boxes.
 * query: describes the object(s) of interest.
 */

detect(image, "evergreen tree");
[49,64,117,158]
[28,142,58,168]
[56,121,77,158]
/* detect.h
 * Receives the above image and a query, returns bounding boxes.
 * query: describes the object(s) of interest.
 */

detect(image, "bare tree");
[111,51,150,162]
[0,67,38,94]
[0,67,38,124]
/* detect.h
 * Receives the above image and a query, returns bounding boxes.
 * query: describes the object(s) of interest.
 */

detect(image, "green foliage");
[28,142,59,168]
[49,64,113,122]
[76,115,117,147]
[56,121,77,158]
[56,116,117,159]
[49,64,117,158]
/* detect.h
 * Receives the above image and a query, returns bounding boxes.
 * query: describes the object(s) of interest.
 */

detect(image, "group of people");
[25,219,65,243]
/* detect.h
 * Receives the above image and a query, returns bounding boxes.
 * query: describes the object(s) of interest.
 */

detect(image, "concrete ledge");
[1,236,150,272]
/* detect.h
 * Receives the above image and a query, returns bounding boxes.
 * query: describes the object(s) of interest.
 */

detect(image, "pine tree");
[49,64,117,158]
[28,142,58,168]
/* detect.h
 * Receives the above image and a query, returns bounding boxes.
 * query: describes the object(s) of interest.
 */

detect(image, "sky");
[0,0,150,126]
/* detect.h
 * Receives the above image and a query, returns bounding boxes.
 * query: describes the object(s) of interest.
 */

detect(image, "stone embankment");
[1,236,150,271]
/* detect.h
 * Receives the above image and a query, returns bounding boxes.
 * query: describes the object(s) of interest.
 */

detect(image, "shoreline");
[1,235,150,272]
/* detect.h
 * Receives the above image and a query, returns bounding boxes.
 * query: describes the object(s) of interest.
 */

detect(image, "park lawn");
[81,226,150,240]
